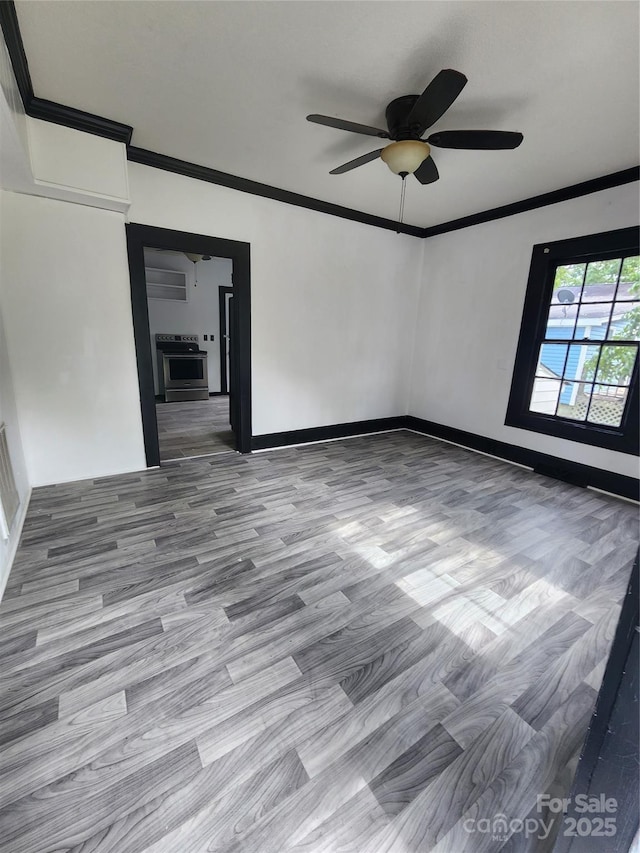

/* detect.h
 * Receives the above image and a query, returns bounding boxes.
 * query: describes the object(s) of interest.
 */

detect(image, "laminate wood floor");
[156,397,234,460]
[0,431,637,853]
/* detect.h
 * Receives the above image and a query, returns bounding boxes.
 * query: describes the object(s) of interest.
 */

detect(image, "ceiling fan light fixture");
[381,140,431,176]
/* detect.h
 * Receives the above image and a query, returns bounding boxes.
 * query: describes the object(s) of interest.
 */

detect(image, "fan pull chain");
[396,175,407,233]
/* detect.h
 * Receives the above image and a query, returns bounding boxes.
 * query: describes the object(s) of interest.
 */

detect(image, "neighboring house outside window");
[506,227,639,455]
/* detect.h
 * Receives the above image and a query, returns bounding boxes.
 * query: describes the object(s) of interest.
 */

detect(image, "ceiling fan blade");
[406,69,467,134]
[307,114,389,138]
[330,149,384,174]
[414,156,439,185]
[428,130,524,149]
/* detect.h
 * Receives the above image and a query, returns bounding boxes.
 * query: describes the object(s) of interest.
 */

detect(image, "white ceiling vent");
[0,423,19,540]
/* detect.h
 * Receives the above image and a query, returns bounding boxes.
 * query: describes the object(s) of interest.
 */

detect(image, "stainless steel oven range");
[156,334,209,402]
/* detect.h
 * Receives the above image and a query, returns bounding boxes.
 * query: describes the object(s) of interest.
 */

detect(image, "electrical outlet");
[210,334,215,341]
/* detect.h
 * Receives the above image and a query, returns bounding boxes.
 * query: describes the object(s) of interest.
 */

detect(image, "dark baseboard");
[405,416,639,502]
[251,417,406,451]
[250,414,638,500]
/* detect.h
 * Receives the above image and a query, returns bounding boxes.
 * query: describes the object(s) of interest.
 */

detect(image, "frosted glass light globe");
[380,140,431,175]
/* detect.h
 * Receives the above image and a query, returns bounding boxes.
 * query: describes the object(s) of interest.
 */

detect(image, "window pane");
[565,343,600,383]
[580,282,618,303]
[575,303,610,339]
[546,303,577,338]
[617,280,637,301]
[582,259,621,302]
[529,378,561,414]
[557,382,591,421]
[536,344,567,377]
[608,302,640,341]
[619,256,639,291]
[587,385,629,428]
[595,344,637,386]
[552,263,585,303]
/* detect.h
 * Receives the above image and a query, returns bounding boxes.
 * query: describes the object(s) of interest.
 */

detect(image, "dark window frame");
[506,226,639,455]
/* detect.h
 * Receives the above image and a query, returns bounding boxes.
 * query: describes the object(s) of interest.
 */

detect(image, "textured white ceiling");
[15,0,640,228]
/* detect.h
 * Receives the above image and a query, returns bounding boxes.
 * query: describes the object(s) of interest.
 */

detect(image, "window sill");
[505,410,638,455]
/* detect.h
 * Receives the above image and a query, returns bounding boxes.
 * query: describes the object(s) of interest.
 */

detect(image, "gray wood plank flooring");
[0,430,637,852]
[156,397,234,460]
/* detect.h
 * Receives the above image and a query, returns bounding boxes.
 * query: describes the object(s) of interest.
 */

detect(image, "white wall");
[128,163,424,436]
[0,284,30,598]
[3,128,634,491]
[144,249,231,394]
[0,154,422,490]
[0,190,146,486]
[408,182,640,478]
[27,118,130,213]
[0,42,33,597]
[0,34,31,195]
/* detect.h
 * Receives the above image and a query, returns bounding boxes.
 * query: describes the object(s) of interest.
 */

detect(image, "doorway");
[149,252,233,460]
[126,224,252,466]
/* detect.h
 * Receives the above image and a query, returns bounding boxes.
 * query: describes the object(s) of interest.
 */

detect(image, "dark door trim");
[218,285,233,395]
[552,554,639,852]
[125,223,252,463]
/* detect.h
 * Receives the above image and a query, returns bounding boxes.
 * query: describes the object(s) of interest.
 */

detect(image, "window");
[506,227,639,455]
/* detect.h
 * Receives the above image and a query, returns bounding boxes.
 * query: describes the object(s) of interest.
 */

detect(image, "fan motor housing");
[385,95,420,139]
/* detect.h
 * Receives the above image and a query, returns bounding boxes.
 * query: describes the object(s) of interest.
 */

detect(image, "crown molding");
[421,167,640,238]
[127,146,424,236]
[0,1,131,144]
[0,0,32,104]
[28,97,132,144]
[1,0,638,237]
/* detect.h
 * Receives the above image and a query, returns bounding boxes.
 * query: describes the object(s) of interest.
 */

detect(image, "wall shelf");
[145,266,187,302]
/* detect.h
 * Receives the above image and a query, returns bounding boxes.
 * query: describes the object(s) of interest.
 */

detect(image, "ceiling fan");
[307,69,523,185]
[151,249,212,286]
[153,249,212,263]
